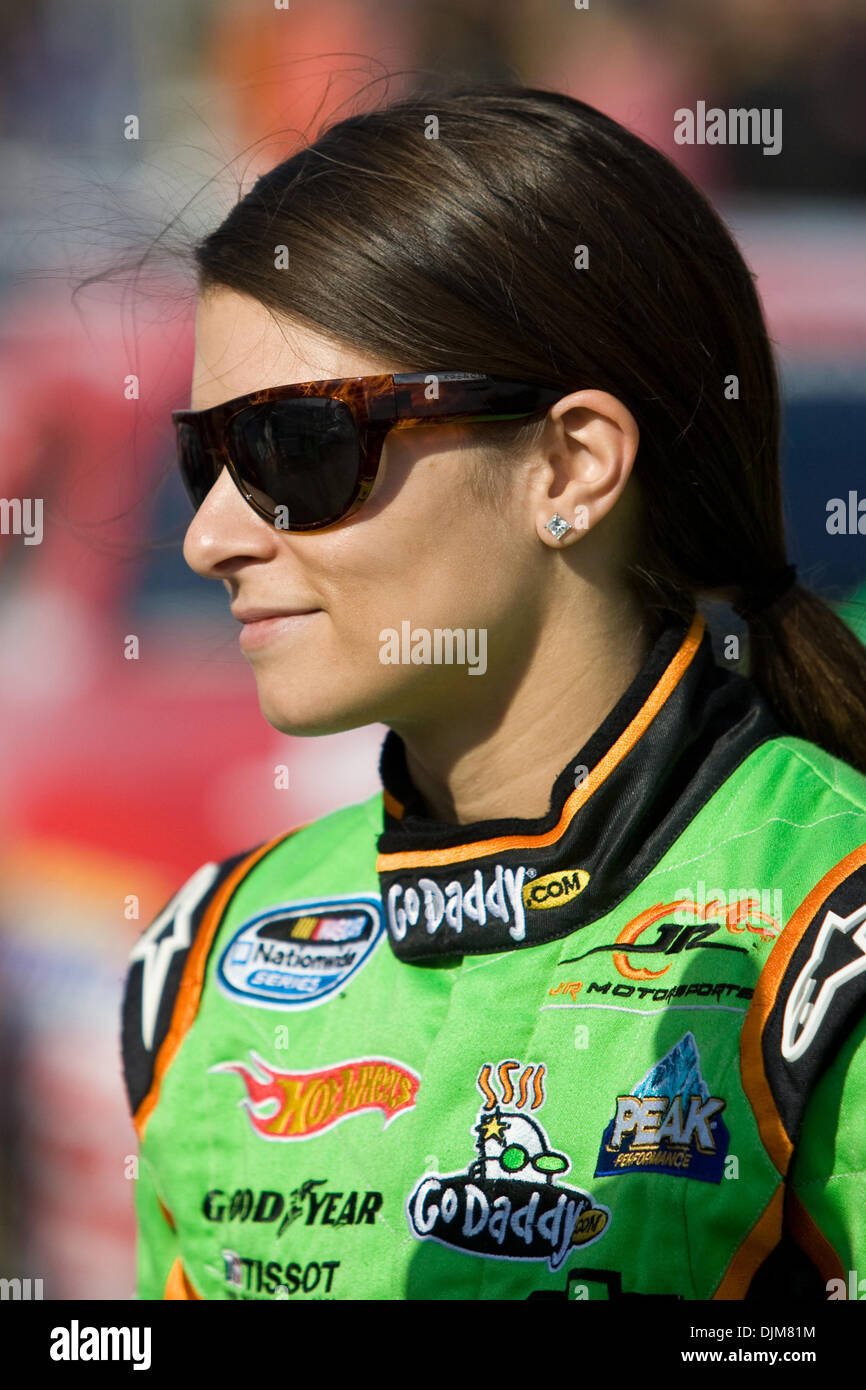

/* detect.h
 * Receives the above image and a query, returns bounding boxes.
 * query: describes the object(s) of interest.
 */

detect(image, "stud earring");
[544,513,572,541]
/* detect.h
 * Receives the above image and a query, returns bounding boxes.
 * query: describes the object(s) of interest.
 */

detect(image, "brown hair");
[193,82,866,774]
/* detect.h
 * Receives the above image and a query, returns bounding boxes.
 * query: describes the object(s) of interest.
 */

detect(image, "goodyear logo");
[523,868,590,911]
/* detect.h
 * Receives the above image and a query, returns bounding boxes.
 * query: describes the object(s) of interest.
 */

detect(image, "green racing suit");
[121,611,866,1300]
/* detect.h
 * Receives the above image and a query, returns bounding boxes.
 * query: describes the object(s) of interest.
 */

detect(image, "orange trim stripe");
[133,831,292,1141]
[376,612,706,871]
[156,1196,176,1232]
[713,1185,784,1299]
[740,840,866,1177]
[383,789,404,819]
[164,1258,202,1300]
[787,1191,845,1287]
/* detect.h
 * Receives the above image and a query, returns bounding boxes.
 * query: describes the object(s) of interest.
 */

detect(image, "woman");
[122,85,866,1302]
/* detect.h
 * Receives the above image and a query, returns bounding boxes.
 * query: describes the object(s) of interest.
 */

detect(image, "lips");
[232,606,321,623]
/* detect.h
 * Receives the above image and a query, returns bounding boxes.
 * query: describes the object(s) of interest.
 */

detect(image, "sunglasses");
[172,371,562,532]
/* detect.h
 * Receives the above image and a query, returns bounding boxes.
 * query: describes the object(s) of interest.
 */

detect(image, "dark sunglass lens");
[227,398,360,527]
[176,422,219,509]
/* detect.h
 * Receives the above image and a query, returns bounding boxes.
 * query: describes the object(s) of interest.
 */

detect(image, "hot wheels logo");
[211,1052,420,1141]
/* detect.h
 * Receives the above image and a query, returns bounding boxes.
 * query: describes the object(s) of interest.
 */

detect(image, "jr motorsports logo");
[562,894,781,981]
[216,896,383,1009]
[594,1032,729,1183]
[406,1060,610,1271]
[212,1053,420,1141]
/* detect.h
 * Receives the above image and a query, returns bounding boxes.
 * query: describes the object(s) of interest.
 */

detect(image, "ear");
[532,390,639,547]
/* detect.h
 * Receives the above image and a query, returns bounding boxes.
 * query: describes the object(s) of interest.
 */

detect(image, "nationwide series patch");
[216,895,383,1010]
[594,1032,729,1183]
[406,1059,610,1272]
[212,1053,420,1140]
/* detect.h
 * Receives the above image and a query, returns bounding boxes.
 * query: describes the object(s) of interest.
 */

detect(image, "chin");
[255,688,377,738]
[252,664,427,737]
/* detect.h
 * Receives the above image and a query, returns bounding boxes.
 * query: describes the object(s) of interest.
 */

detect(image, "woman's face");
[182,287,552,737]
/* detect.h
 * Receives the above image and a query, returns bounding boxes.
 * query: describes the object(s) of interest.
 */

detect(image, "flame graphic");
[210,1051,420,1141]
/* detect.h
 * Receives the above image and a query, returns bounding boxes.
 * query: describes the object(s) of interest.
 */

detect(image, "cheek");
[326,521,528,649]
[302,446,533,646]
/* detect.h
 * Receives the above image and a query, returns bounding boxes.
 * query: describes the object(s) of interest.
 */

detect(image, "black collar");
[376,612,780,961]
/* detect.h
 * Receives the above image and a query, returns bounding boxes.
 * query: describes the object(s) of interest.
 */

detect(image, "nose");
[182,465,276,580]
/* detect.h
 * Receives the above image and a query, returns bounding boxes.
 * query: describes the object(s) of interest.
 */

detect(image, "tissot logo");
[386,865,529,942]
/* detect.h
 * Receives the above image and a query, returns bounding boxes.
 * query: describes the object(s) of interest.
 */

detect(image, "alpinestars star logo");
[128,861,219,1050]
[782,901,866,1062]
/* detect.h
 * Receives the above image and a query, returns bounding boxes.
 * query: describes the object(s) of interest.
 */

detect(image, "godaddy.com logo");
[379,622,487,676]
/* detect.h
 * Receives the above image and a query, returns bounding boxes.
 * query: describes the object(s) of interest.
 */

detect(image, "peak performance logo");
[595,1033,729,1183]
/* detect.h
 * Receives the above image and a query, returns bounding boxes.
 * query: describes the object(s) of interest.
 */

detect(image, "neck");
[391,593,654,824]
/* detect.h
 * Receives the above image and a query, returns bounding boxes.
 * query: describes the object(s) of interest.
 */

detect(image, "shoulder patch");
[121,847,261,1120]
[742,846,866,1173]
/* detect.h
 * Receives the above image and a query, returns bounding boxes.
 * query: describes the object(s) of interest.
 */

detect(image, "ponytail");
[744,584,866,777]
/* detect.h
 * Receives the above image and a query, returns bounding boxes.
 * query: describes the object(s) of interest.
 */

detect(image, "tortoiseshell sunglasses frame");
[172,371,563,531]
